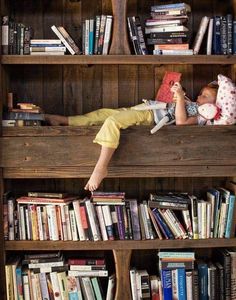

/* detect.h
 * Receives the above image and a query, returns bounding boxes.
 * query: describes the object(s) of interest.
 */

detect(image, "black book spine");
[220,16,227,54]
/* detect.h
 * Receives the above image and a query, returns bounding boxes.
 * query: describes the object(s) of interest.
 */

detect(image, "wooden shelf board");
[5,239,236,251]
[2,55,236,65]
[3,165,236,178]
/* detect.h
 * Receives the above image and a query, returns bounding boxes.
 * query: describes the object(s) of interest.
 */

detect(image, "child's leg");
[45,108,124,126]
[85,109,154,191]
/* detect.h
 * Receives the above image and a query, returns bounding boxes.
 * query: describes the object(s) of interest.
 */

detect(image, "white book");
[30,39,62,44]
[206,18,213,55]
[85,200,101,241]
[140,204,150,239]
[106,274,116,300]
[206,202,212,238]
[69,210,79,241]
[22,274,31,300]
[30,46,66,52]
[130,269,138,300]
[186,271,193,300]
[146,19,183,26]
[19,206,26,240]
[30,51,65,55]
[51,25,76,55]
[96,205,108,241]
[64,204,72,240]
[145,25,188,34]
[57,272,68,300]
[50,272,62,300]
[39,273,50,300]
[84,19,90,55]
[192,16,210,54]
[28,260,64,269]
[46,205,59,241]
[153,49,193,55]
[218,202,228,238]
[60,205,68,241]
[72,200,86,241]
[197,202,202,238]
[171,269,178,300]
[80,277,96,300]
[36,206,44,241]
[25,208,31,240]
[102,15,113,55]
[68,270,108,277]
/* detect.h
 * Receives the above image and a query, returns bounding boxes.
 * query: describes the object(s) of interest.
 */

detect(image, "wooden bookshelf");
[2,54,236,65]
[0,0,236,299]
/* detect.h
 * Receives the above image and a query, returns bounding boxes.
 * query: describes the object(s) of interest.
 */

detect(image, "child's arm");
[171,83,198,125]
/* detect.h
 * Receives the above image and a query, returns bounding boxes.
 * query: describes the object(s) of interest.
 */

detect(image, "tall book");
[192,16,210,54]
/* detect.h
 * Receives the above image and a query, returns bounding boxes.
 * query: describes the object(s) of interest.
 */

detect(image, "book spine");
[177,269,187,300]
[186,271,193,300]
[102,15,113,55]
[89,18,94,55]
[134,16,148,55]
[161,270,172,300]
[213,16,221,54]
[1,16,9,54]
[97,15,106,55]
[129,200,141,240]
[226,14,233,54]
[206,18,213,55]
[72,200,86,241]
[197,263,208,300]
[115,205,125,240]
[85,200,101,241]
[50,272,62,300]
[51,25,75,55]
[190,196,199,239]
[193,16,209,54]
[94,15,101,54]
[60,205,68,241]
[69,209,79,241]
[96,205,108,241]
[39,273,50,300]
[220,16,227,54]
[225,195,236,238]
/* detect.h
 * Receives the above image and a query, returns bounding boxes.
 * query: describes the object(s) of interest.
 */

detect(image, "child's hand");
[171,82,185,102]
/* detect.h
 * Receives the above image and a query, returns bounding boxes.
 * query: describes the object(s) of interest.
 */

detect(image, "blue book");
[213,16,221,54]
[89,19,94,55]
[152,209,174,239]
[16,267,23,300]
[161,270,172,300]
[233,21,236,54]
[197,262,208,300]
[177,268,187,300]
[207,188,221,238]
[225,194,235,238]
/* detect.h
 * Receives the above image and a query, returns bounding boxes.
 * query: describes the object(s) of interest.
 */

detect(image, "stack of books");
[2,95,44,127]
[82,15,113,55]
[145,2,193,55]
[29,39,66,55]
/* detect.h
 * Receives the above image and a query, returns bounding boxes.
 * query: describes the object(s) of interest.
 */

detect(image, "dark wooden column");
[109,0,131,54]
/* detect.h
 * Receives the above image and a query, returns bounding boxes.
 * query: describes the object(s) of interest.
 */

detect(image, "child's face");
[196,87,217,105]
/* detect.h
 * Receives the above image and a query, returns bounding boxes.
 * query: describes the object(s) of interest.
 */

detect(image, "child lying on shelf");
[45,79,221,192]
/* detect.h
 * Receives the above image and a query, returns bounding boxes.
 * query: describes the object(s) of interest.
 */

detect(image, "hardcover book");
[155,71,182,103]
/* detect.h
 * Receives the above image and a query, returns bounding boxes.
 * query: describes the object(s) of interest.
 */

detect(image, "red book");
[155,71,182,103]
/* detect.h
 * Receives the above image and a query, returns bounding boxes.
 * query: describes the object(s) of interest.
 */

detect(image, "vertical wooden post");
[109,0,131,55]
[113,249,132,299]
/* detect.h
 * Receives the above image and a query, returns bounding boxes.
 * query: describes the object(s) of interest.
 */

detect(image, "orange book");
[154,43,189,50]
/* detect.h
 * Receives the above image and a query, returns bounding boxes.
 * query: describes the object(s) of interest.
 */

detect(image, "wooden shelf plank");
[3,165,236,178]
[1,126,236,172]
[2,55,236,65]
[5,239,236,250]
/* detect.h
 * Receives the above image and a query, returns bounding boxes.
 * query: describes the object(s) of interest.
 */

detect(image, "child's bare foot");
[84,166,108,191]
[44,114,68,126]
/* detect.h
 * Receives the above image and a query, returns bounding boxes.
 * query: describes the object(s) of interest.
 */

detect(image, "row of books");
[130,248,235,299]
[82,15,113,55]
[5,252,115,300]
[193,14,236,55]
[1,16,81,55]
[5,186,236,242]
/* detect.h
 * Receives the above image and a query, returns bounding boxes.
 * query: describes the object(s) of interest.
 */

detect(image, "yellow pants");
[68,105,154,148]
